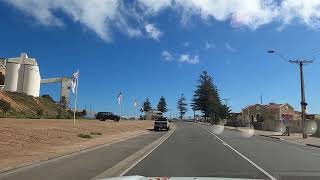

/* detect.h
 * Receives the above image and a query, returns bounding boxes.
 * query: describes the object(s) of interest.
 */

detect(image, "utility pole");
[222,98,231,121]
[268,50,313,139]
[289,60,313,139]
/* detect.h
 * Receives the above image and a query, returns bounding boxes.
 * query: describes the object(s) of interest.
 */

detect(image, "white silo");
[4,58,21,92]
[3,53,41,97]
[22,64,41,97]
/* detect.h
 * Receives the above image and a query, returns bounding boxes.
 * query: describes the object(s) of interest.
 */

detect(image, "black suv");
[96,112,120,121]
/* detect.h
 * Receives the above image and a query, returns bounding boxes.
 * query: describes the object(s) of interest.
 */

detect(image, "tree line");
[140,96,168,113]
[140,71,231,122]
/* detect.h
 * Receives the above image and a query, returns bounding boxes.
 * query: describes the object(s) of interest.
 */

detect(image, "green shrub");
[77,134,92,138]
[41,94,54,102]
[0,99,11,115]
[36,108,44,117]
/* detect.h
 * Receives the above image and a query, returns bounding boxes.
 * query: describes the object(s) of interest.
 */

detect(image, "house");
[242,103,296,131]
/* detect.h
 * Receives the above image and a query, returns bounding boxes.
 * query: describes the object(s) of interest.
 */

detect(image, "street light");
[268,50,312,139]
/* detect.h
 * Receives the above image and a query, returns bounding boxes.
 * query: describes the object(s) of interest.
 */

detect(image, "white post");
[135,108,138,120]
[73,77,78,126]
[120,103,122,120]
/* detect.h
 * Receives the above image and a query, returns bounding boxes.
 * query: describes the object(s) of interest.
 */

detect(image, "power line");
[268,50,313,139]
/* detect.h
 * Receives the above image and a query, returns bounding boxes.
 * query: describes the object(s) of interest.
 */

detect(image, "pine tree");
[219,105,232,120]
[157,96,168,113]
[192,71,222,122]
[141,98,152,112]
[177,94,187,119]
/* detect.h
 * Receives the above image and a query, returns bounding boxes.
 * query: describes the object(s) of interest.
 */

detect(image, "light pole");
[268,50,312,139]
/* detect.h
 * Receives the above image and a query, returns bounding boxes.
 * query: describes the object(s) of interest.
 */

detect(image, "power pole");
[289,60,313,139]
[222,98,231,120]
[268,50,312,139]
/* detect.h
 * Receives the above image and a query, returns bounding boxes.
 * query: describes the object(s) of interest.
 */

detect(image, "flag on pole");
[117,92,122,105]
[71,70,79,94]
[134,99,137,108]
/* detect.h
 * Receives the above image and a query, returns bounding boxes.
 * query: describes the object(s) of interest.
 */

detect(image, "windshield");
[1,1,320,180]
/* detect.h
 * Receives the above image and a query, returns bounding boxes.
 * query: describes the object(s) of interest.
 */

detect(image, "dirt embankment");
[0,119,153,172]
[0,91,73,119]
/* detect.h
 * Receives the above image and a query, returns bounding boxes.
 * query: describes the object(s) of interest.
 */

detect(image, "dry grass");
[0,119,153,171]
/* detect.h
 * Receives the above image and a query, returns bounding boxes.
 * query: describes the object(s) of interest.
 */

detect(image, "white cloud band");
[4,0,320,41]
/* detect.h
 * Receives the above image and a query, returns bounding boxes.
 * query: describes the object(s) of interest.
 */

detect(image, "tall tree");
[177,94,187,119]
[219,105,232,120]
[192,71,222,122]
[157,96,168,113]
[141,98,152,112]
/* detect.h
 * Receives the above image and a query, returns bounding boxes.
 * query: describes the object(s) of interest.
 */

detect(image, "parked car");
[96,112,120,121]
[154,117,170,131]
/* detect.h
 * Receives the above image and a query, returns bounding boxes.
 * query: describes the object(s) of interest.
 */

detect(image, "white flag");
[71,70,79,94]
[117,92,122,105]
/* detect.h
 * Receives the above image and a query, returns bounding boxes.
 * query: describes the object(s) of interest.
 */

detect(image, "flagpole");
[73,74,79,126]
[135,108,137,120]
[120,101,122,120]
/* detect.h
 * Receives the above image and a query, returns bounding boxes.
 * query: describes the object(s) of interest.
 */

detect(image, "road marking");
[119,128,174,176]
[91,124,176,179]
[201,125,277,180]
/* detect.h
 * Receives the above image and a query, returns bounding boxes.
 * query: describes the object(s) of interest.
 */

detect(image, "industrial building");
[4,53,41,97]
[0,53,72,108]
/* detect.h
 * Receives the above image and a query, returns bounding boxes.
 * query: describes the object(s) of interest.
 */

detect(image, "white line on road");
[91,125,176,179]
[201,125,277,180]
[119,126,176,176]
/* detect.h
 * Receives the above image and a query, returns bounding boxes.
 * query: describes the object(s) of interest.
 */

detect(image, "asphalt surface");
[2,122,320,180]
[0,131,165,180]
[126,122,320,179]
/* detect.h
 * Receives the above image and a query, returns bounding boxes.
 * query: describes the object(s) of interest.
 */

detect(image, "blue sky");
[1,1,320,117]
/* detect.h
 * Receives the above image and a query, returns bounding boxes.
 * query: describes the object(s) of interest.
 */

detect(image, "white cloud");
[161,50,173,61]
[145,23,162,40]
[184,41,191,47]
[137,0,172,14]
[4,0,121,41]
[225,42,237,52]
[5,0,320,42]
[138,0,320,30]
[205,41,215,50]
[178,54,199,64]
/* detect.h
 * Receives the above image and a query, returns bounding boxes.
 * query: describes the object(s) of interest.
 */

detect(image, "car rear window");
[156,118,167,121]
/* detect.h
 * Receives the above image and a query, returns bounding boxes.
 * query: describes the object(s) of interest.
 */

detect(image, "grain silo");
[3,53,41,97]
[4,58,21,92]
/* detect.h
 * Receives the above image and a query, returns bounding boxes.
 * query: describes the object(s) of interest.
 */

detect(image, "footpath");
[226,126,320,148]
[197,122,320,148]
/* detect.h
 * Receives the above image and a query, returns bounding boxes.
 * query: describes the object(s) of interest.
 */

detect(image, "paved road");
[2,122,320,180]
[126,122,320,179]
[0,131,165,180]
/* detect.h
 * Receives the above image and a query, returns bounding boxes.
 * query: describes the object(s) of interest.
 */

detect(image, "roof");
[266,104,282,109]
[243,103,291,110]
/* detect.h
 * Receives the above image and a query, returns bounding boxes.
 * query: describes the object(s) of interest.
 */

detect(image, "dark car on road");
[96,112,120,121]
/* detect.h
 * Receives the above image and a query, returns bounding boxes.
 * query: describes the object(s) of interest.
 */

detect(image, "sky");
[1,0,320,117]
